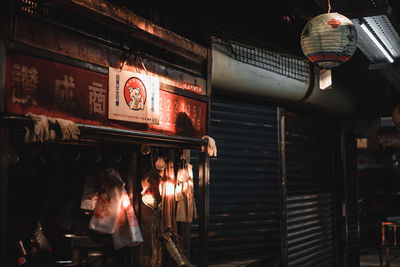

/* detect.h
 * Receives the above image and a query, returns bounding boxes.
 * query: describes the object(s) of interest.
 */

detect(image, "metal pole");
[278,108,288,267]
[341,127,349,267]
[199,151,210,267]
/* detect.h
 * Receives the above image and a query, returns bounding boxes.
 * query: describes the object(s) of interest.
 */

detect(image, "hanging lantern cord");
[327,0,332,13]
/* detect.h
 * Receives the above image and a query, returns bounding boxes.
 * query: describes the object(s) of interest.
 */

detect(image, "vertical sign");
[108,67,159,124]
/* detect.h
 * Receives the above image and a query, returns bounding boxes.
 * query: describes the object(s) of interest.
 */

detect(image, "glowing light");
[119,60,128,70]
[166,181,175,196]
[175,183,182,194]
[122,194,131,208]
[360,23,394,63]
[159,180,176,197]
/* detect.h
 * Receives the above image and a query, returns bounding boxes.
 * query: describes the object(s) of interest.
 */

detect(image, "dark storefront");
[0,1,212,266]
[4,1,400,267]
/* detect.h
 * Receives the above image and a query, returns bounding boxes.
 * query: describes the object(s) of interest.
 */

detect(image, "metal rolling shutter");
[192,96,281,264]
[284,111,336,267]
[345,137,360,267]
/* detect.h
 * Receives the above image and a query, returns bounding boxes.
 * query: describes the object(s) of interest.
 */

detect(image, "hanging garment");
[161,151,193,267]
[160,151,177,240]
[150,207,162,267]
[53,117,80,140]
[176,163,197,223]
[139,156,164,267]
[112,188,143,249]
[24,113,80,142]
[141,169,162,210]
[81,173,99,211]
[201,135,217,157]
[24,113,55,142]
[88,167,124,234]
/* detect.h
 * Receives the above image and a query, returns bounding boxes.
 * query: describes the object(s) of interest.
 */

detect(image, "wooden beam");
[59,0,208,63]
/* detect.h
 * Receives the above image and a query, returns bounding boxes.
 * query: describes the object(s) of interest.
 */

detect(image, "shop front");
[0,1,212,266]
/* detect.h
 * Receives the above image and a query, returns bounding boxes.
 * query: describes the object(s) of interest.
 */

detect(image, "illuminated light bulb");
[119,60,128,70]
[165,181,175,196]
[122,194,131,208]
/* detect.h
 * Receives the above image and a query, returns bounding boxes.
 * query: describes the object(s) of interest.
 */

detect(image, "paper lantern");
[301,12,358,68]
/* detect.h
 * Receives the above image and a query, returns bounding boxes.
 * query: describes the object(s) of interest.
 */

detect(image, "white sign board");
[108,67,159,124]
[319,68,332,90]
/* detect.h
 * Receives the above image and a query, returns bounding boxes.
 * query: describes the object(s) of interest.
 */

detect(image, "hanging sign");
[108,68,160,124]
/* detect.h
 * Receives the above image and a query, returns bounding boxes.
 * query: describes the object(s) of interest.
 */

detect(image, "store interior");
[6,134,201,267]
[358,117,400,266]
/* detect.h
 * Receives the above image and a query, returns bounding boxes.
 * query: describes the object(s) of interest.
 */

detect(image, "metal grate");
[17,0,53,16]
[345,137,360,267]
[191,96,281,265]
[284,111,336,267]
[211,35,310,83]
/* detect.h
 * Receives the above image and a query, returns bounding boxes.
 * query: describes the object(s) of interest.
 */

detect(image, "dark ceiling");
[115,0,400,119]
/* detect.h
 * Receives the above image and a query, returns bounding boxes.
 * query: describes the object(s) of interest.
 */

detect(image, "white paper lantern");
[301,12,358,68]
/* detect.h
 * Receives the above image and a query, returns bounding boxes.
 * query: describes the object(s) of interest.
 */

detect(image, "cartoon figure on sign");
[128,87,144,110]
[124,77,146,111]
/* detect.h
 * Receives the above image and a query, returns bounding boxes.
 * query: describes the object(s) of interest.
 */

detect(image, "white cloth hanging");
[175,163,197,223]
[201,135,217,157]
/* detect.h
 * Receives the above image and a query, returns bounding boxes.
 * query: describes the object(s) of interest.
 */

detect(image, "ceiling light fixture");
[360,22,394,63]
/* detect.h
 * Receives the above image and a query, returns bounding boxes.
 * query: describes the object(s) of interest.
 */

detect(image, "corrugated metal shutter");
[191,96,281,265]
[284,111,336,267]
[345,137,360,267]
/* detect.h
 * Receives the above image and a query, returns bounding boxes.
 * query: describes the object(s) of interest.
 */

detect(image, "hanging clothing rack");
[0,113,210,267]
[0,115,208,148]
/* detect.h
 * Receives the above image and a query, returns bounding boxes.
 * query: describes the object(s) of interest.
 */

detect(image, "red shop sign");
[149,90,207,137]
[5,52,108,124]
[5,52,207,138]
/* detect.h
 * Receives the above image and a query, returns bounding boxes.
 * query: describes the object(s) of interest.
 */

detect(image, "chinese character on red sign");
[6,52,107,123]
[150,90,207,137]
[182,81,204,94]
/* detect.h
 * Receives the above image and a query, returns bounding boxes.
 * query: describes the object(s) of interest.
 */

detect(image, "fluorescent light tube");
[360,23,394,63]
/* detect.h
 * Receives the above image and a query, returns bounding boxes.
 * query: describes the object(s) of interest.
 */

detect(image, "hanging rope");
[327,0,332,13]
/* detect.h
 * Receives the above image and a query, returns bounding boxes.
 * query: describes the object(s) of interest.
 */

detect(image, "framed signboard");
[108,68,159,125]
